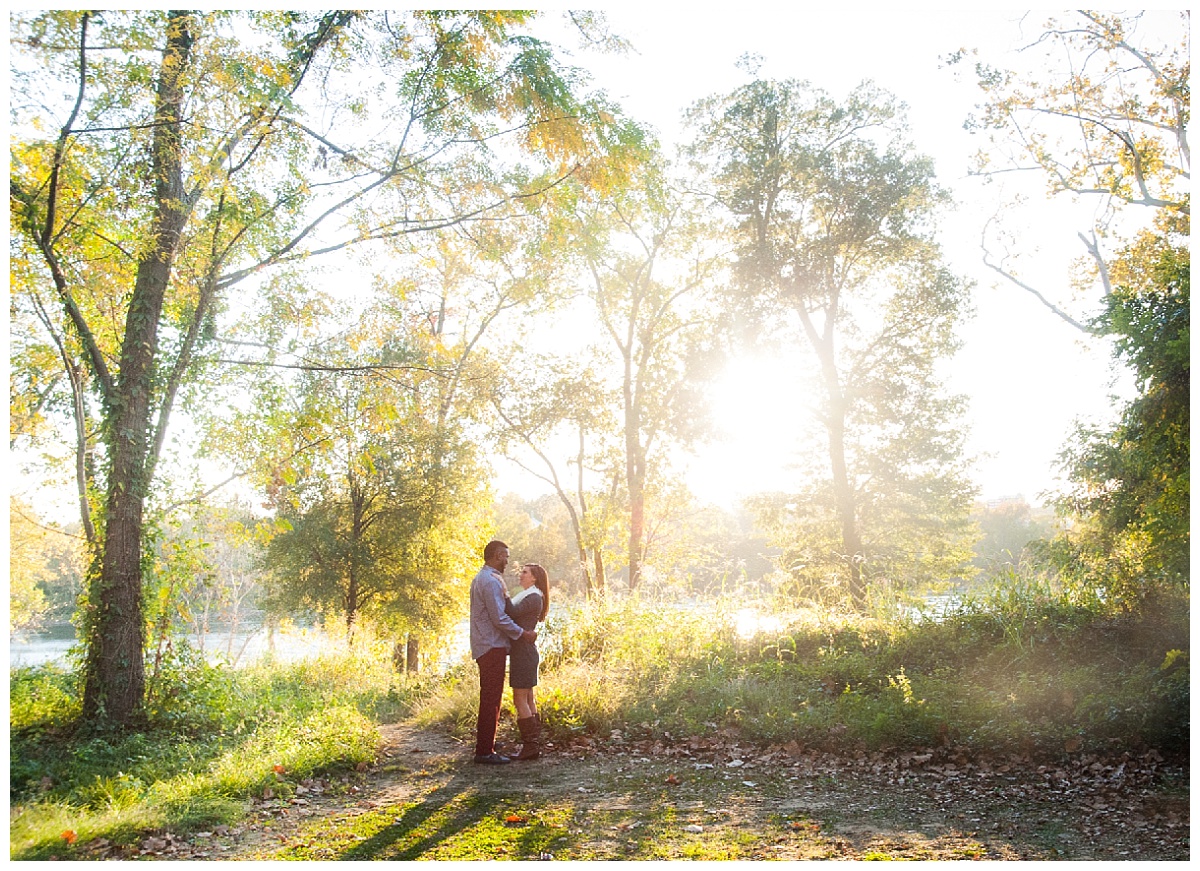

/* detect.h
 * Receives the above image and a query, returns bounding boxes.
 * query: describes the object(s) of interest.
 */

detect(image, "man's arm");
[484,575,533,642]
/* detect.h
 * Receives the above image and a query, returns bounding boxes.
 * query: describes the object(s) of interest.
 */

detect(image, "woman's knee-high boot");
[515,715,541,760]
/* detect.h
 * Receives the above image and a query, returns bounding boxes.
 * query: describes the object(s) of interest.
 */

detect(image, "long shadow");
[339,777,494,860]
[332,759,583,860]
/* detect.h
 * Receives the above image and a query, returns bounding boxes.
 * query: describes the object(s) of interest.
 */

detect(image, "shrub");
[423,583,1189,759]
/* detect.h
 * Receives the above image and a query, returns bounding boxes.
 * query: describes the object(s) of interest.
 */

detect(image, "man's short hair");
[483,539,509,561]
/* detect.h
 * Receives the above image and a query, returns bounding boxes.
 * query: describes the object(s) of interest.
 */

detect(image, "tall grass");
[415,584,1189,759]
[9,633,428,860]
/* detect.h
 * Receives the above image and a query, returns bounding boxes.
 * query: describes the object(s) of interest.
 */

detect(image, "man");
[469,539,535,764]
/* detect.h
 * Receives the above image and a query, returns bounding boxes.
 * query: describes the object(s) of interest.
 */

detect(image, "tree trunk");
[592,548,607,596]
[827,402,865,608]
[82,13,195,726]
[574,427,595,596]
[627,490,644,590]
[625,414,645,591]
[802,301,866,609]
[345,563,359,648]
[406,635,419,673]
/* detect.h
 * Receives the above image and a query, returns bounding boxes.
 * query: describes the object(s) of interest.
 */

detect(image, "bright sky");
[510,6,1176,509]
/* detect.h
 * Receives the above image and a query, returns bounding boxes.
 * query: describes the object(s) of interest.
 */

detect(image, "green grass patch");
[268,789,784,861]
[9,641,426,860]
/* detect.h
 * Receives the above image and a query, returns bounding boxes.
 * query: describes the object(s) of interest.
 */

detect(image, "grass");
[9,580,1189,859]
[417,583,1188,760]
[9,635,428,860]
[264,777,832,861]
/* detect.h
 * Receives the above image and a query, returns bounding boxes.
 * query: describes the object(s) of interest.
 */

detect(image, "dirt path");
[173,723,1186,861]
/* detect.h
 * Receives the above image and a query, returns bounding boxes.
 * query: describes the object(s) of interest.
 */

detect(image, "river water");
[8,623,335,670]
[10,599,958,671]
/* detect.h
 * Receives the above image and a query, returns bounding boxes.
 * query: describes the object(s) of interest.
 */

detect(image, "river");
[9,622,335,670]
[11,598,958,671]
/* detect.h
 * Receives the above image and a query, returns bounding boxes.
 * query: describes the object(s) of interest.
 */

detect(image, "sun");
[687,352,815,507]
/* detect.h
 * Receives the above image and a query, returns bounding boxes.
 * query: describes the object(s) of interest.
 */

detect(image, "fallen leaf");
[666,774,680,785]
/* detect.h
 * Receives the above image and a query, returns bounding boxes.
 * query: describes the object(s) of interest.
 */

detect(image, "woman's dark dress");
[505,589,543,689]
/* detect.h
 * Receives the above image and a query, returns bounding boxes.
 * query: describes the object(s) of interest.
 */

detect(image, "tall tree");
[261,334,486,647]
[956,11,1190,601]
[492,358,622,597]
[10,10,641,725]
[373,209,584,656]
[576,176,727,590]
[688,80,976,608]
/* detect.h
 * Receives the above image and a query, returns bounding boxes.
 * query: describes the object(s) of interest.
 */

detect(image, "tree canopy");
[9,9,645,725]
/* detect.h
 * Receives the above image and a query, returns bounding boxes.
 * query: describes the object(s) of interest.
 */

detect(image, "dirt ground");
[153,723,1188,861]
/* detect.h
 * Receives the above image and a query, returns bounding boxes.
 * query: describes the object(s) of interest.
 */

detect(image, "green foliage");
[9,644,427,859]
[260,335,489,640]
[9,665,83,756]
[9,498,52,633]
[1051,240,1189,599]
[418,583,1188,759]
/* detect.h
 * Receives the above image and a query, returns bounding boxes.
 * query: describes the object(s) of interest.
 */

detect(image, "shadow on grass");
[330,770,574,861]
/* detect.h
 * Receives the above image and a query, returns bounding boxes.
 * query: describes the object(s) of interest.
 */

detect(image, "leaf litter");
[72,723,1187,861]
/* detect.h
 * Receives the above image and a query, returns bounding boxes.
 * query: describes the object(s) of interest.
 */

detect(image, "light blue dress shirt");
[469,564,524,660]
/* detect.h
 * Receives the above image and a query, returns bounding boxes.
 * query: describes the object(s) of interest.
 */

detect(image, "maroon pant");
[474,646,508,756]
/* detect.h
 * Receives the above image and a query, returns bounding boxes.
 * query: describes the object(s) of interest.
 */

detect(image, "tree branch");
[979,234,1091,333]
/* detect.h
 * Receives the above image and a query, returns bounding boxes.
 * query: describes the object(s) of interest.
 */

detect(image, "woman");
[505,563,549,760]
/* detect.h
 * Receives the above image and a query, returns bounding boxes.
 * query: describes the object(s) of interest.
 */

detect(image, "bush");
[418,584,1189,759]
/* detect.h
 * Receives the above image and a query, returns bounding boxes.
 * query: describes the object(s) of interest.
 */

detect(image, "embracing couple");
[468,539,550,765]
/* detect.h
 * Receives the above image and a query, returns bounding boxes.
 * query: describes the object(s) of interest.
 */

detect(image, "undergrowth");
[419,582,1189,760]
[9,637,428,860]
[10,580,1188,860]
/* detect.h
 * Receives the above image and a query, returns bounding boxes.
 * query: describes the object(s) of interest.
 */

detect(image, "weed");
[9,644,420,859]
